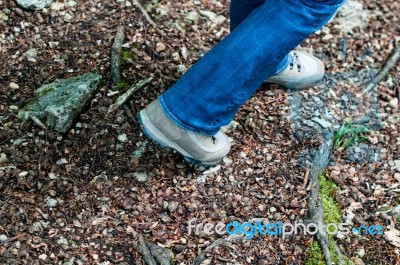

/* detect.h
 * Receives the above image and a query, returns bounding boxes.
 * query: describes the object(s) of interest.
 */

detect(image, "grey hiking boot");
[266,51,325,90]
[138,99,231,165]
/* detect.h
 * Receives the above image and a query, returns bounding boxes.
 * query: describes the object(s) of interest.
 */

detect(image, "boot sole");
[137,110,221,166]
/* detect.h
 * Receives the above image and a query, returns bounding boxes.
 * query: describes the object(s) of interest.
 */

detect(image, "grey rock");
[18,73,102,133]
[186,11,199,22]
[0,234,8,242]
[24,48,38,62]
[199,10,217,20]
[133,172,149,182]
[16,0,53,11]
[312,117,333,128]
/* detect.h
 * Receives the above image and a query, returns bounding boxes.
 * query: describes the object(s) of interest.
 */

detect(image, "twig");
[302,169,310,189]
[111,25,125,85]
[132,0,156,28]
[30,115,46,129]
[107,77,153,113]
[362,46,400,95]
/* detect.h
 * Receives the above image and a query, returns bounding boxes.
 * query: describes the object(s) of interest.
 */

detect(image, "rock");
[65,1,77,8]
[167,201,179,212]
[352,257,365,265]
[199,10,217,20]
[311,117,333,128]
[117,133,128,142]
[186,11,199,22]
[18,73,102,133]
[354,248,365,258]
[389,98,398,109]
[9,82,19,89]
[50,2,64,11]
[394,173,400,182]
[0,153,8,163]
[46,198,58,208]
[0,234,8,242]
[38,254,47,260]
[16,0,53,11]
[394,160,400,172]
[156,42,166,52]
[24,48,38,62]
[133,172,148,182]
[212,15,226,24]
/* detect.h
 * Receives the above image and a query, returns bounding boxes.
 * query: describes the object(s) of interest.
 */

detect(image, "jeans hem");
[158,95,219,136]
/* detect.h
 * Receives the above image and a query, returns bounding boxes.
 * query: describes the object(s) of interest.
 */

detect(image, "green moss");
[117,81,129,89]
[305,175,354,265]
[121,49,134,64]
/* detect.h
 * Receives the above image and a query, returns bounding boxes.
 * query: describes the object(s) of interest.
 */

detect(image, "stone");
[333,0,381,34]
[199,10,217,20]
[354,248,365,258]
[389,98,398,109]
[186,11,199,22]
[0,234,8,242]
[16,0,53,11]
[394,160,400,172]
[133,172,148,182]
[167,201,179,212]
[212,15,226,25]
[18,73,102,133]
[352,257,365,265]
[311,117,333,128]
[24,48,38,62]
[50,2,64,11]
[117,133,128,142]
[9,82,19,89]
[46,198,58,208]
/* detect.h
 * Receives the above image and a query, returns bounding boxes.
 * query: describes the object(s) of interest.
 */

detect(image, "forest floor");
[0,0,400,264]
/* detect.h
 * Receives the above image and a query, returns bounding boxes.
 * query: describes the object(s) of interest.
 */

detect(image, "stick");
[132,0,156,28]
[107,77,153,113]
[362,46,400,95]
[111,25,125,85]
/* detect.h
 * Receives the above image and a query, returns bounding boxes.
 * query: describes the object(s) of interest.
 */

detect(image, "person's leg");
[139,0,345,164]
[230,0,290,76]
[159,0,345,135]
[230,0,265,31]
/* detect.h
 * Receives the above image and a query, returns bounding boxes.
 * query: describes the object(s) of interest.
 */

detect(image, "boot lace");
[289,52,302,72]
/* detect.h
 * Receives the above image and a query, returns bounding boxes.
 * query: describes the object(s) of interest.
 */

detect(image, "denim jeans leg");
[159,0,346,135]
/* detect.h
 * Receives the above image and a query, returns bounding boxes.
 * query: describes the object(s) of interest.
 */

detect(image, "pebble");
[9,82,19,89]
[352,257,365,265]
[355,248,365,258]
[117,133,128,142]
[155,42,166,52]
[199,10,217,20]
[186,11,199,22]
[46,198,58,208]
[312,117,333,128]
[388,98,398,109]
[0,234,8,242]
[0,153,8,163]
[394,160,400,172]
[39,254,48,260]
[133,172,148,182]
[50,2,64,10]
[168,201,179,212]
[394,173,400,182]
[24,48,38,62]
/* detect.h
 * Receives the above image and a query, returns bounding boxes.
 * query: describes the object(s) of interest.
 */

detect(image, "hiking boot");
[266,51,325,90]
[138,99,231,165]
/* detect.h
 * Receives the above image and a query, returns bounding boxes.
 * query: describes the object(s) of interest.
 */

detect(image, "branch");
[107,77,153,113]
[111,25,125,84]
[362,46,400,95]
[132,0,156,28]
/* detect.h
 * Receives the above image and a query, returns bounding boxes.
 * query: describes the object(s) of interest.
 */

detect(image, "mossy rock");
[18,73,102,133]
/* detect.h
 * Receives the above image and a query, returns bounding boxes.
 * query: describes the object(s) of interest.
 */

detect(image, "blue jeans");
[159,0,345,135]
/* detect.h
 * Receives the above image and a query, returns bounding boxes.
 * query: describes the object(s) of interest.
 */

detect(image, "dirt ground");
[0,0,400,264]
